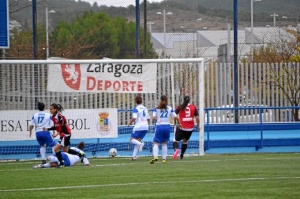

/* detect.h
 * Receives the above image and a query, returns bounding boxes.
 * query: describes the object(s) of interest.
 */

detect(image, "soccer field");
[0,153,299,199]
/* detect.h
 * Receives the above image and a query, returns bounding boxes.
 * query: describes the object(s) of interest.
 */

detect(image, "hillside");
[8,0,300,32]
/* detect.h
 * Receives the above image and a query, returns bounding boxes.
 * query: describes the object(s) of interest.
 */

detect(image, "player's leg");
[40,144,47,163]
[130,130,142,160]
[137,131,147,152]
[180,131,192,159]
[53,141,64,167]
[150,125,162,164]
[173,125,180,150]
[161,126,170,163]
[38,131,53,164]
[131,144,139,160]
[180,140,188,159]
[161,142,168,163]
[64,135,80,156]
[150,142,159,164]
[173,126,182,159]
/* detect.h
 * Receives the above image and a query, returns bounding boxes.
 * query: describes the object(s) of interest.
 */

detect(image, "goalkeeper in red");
[173,96,200,160]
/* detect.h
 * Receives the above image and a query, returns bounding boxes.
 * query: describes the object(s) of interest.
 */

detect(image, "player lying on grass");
[33,142,91,168]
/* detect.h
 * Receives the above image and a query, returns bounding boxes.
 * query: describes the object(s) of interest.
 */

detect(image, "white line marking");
[0,176,299,192]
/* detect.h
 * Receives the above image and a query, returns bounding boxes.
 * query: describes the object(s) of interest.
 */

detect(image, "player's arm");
[194,106,200,131]
[45,126,56,131]
[174,106,180,125]
[52,131,59,138]
[83,158,91,166]
[128,118,136,126]
[195,115,200,131]
[174,116,182,128]
[29,125,34,138]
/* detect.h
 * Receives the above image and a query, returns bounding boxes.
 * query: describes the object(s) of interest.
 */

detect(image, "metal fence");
[1,60,299,123]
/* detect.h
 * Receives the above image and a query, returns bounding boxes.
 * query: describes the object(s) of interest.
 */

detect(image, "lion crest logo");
[61,64,81,90]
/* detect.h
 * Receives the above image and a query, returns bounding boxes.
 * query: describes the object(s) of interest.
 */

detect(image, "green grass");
[0,153,300,199]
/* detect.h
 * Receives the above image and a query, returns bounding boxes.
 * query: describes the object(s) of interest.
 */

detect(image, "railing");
[204,106,300,150]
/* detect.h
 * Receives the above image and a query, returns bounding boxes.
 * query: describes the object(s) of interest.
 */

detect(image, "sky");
[81,0,164,7]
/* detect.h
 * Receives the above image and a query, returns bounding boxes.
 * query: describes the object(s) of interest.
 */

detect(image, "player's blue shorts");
[61,153,71,166]
[36,131,56,147]
[153,124,171,143]
[52,153,71,167]
[131,130,148,139]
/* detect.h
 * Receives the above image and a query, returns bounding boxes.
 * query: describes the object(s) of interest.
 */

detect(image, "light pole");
[179,25,185,58]
[250,0,261,60]
[46,7,55,59]
[157,10,172,57]
[271,13,279,27]
[147,21,154,33]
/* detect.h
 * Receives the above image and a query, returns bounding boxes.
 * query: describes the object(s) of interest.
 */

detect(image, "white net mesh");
[0,58,204,159]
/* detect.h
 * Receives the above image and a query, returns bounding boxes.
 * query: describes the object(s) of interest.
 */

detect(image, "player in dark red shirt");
[46,103,83,167]
[173,96,200,160]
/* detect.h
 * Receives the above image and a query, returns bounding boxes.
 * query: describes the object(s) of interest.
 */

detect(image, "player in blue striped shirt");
[150,95,181,164]
[29,102,58,164]
[128,95,150,160]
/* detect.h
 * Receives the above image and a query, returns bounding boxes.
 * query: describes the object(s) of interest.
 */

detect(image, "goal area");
[0,58,204,160]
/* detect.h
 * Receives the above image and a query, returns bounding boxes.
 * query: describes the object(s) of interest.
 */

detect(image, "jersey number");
[160,110,168,118]
[37,116,44,123]
[185,107,191,117]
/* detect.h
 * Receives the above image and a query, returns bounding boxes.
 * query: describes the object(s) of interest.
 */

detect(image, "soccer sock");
[40,146,46,159]
[55,151,63,164]
[181,143,188,155]
[162,144,167,160]
[153,144,159,158]
[133,145,139,157]
[173,142,179,151]
[68,148,79,155]
[130,139,141,145]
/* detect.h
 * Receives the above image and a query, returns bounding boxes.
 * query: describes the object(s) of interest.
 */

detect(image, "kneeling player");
[33,142,91,168]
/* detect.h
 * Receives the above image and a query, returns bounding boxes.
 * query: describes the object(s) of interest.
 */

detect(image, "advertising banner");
[0,108,118,141]
[48,62,157,93]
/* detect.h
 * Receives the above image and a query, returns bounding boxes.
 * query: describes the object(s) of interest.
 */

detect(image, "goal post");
[0,58,205,159]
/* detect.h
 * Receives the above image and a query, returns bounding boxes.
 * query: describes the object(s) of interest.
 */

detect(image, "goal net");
[0,58,204,160]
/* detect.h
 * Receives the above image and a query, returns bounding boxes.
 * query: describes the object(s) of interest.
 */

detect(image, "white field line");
[0,155,300,166]
[0,156,299,169]
[0,176,300,192]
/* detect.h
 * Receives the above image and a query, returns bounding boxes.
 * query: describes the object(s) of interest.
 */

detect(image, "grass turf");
[0,153,299,199]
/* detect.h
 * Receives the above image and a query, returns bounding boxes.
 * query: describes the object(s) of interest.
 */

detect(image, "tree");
[6,24,47,59]
[50,11,157,59]
[252,28,300,121]
[6,11,157,59]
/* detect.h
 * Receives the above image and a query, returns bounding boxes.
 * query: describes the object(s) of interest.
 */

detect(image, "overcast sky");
[81,0,164,7]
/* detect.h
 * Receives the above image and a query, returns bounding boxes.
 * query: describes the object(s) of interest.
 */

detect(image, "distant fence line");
[0,61,299,124]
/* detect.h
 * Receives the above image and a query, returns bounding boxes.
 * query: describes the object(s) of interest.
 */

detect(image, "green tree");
[6,24,47,59]
[50,11,157,59]
[252,29,300,121]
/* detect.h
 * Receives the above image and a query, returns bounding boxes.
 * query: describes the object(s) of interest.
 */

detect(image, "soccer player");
[128,94,150,161]
[29,102,57,164]
[45,103,83,168]
[150,95,181,164]
[33,142,91,168]
[172,96,200,160]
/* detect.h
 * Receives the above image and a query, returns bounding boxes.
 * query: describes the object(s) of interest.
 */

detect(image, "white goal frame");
[0,58,205,156]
